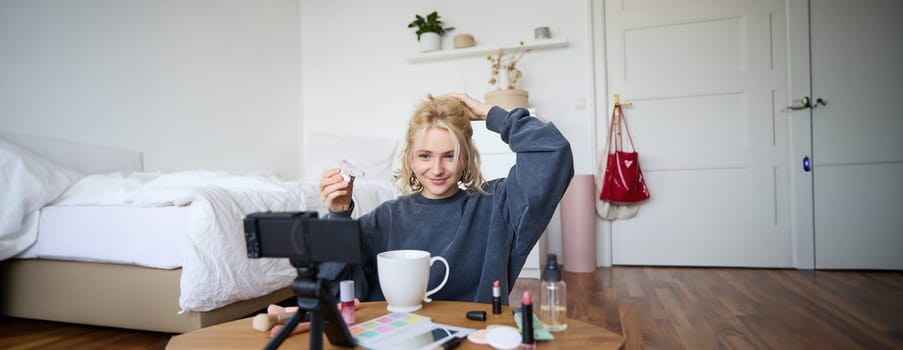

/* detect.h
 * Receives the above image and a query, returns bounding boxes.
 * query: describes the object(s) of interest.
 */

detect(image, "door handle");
[812,97,827,108]
[785,96,828,111]
[786,97,811,111]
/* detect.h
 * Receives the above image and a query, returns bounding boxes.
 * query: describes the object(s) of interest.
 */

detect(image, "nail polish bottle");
[539,253,567,331]
[340,280,355,325]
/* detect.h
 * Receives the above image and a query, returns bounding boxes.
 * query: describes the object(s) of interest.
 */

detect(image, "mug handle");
[423,256,449,303]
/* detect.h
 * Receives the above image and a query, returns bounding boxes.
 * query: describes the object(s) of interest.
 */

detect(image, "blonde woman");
[319,93,573,304]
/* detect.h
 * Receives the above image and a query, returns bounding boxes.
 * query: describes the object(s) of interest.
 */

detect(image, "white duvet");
[51,171,398,313]
[54,171,304,313]
[0,138,81,261]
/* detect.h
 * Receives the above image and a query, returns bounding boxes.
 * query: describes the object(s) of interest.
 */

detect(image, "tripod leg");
[285,264,356,349]
[263,310,307,350]
[309,306,324,350]
[297,295,333,350]
[316,287,355,347]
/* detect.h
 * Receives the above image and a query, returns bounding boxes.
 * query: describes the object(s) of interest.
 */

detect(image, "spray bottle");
[539,253,567,331]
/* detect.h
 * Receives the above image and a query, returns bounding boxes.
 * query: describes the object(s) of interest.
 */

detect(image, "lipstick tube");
[492,280,502,314]
[522,291,535,348]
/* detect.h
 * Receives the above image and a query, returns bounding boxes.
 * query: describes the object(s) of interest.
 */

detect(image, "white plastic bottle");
[539,253,568,331]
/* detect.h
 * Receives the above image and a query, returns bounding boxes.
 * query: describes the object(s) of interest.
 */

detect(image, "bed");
[0,132,398,333]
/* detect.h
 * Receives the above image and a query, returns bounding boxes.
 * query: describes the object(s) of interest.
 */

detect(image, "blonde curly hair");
[394,95,486,195]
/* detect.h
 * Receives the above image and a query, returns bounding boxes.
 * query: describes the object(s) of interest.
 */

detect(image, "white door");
[808,0,903,269]
[603,0,793,266]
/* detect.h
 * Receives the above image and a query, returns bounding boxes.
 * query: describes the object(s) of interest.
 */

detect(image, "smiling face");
[410,126,464,199]
[396,94,486,196]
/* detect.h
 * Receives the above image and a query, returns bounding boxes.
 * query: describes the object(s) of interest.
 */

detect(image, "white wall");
[300,0,598,257]
[0,0,607,263]
[0,0,304,178]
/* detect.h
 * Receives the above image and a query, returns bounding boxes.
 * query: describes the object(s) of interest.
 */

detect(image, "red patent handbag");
[599,105,650,203]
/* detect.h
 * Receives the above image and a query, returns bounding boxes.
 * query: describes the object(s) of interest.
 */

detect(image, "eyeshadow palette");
[348,312,432,348]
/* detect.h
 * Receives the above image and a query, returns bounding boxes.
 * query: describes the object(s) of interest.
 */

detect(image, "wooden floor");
[2,267,902,349]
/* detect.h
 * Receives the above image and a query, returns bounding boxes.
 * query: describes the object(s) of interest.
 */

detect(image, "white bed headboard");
[0,132,143,174]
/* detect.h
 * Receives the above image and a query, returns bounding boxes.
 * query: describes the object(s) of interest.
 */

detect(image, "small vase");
[419,32,441,52]
[497,70,510,90]
[485,89,529,110]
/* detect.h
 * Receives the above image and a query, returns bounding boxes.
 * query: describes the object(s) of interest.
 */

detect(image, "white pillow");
[0,138,82,260]
[52,172,147,206]
[302,132,399,182]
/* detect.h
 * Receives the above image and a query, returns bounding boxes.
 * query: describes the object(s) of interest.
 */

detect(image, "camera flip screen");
[243,211,362,264]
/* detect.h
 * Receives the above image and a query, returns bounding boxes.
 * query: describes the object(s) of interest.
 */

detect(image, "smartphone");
[375,326,469,350]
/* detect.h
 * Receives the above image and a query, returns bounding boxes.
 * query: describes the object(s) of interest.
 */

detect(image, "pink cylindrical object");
[560,174,597,272]
[340,280,355,325]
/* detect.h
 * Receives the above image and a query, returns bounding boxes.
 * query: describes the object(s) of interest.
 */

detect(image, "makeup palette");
[348,312,431,347]
[350,312,475,349]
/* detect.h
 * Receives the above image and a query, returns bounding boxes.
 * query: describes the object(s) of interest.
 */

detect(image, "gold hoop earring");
[410,173,422,192]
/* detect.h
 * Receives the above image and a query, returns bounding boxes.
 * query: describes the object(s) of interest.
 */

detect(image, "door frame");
[589,0,612,267]
[787,0,815,269]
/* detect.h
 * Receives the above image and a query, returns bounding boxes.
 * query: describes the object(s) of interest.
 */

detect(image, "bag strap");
[604,105,620,154]
[615,105,638,152]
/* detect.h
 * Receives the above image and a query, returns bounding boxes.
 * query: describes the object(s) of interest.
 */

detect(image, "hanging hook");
[613,94,632,108]
[612,94,633,127]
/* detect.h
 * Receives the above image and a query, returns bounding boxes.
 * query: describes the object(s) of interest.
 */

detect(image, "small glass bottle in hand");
[339,159,365,182]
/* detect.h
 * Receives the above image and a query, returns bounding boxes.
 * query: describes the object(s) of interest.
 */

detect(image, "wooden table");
[167,301,623,349]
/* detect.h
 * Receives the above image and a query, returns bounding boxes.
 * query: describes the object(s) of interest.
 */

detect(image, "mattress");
[17,205,190,269]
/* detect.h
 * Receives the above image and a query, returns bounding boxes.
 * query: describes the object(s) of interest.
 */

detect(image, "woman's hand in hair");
[319,168,354,212]
[448,93,492,121]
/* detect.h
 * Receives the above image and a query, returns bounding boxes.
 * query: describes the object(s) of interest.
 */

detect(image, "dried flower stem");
[487,42,531,90]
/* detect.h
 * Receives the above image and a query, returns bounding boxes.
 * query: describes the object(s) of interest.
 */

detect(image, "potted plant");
[408,11,454,52]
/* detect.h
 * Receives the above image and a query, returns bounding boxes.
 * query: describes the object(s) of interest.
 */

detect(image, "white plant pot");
[419,32,441,52]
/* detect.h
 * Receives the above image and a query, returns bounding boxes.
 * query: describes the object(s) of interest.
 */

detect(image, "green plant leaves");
[408,11,454,41]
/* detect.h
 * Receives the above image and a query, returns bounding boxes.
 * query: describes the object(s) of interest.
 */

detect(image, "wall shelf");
[406,37,569,63]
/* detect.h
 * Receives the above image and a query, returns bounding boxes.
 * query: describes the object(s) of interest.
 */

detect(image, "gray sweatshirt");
[326,106,573,305]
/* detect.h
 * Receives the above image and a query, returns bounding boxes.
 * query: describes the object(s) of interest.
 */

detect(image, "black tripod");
[264,260,355,350]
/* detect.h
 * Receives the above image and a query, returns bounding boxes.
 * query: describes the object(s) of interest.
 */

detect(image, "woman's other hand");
[448,93,493,121]
[319,168,354,212]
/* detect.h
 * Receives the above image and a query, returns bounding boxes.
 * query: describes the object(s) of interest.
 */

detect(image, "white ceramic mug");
[377,250,449,312]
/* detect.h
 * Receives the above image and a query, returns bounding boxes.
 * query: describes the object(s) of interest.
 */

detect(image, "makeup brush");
[267,304,299,315]
[270,321,312,338]
[252,311,295,331]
